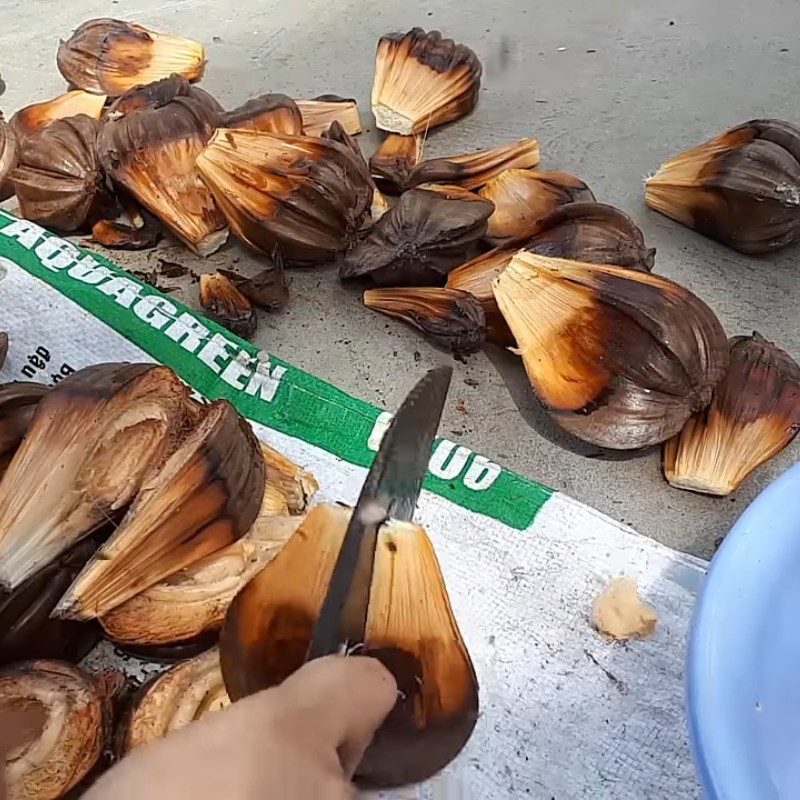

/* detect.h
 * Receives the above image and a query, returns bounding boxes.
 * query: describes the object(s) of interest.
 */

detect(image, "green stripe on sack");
[0,211,552,529]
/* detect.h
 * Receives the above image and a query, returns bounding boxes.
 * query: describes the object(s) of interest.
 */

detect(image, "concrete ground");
[3,0,798,559]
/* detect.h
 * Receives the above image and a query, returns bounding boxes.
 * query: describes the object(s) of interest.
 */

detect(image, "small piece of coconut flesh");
[593,578,658,641]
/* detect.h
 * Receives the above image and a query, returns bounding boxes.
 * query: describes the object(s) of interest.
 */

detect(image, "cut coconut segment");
[663,332,800,495]
[369,133,423,190]
[199,273,257,339]
[10,90,106,140]
[221,94,303,135]
[54,399,266,621]
[100,515,302,650]
[295,95,362,136]
[446,247,516,345]
[371,28,482,135]
[98,92,227,256]
[363,287,486,355]
[57,18,205,96]
[405,139,541,191]
[0,364,193,591]
[480,169,594,242]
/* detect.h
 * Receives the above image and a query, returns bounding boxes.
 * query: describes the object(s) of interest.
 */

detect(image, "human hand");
[84,655,397,800]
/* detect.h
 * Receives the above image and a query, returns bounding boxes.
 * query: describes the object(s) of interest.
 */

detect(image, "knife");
[306,365,452,660]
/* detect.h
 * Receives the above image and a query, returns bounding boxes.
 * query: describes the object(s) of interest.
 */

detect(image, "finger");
[275,655,397,767]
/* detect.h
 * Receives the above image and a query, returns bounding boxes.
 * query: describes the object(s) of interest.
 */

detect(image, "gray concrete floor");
[2,0,798,559]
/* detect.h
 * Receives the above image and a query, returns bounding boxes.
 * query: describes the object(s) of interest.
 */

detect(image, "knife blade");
[306,365,452,660]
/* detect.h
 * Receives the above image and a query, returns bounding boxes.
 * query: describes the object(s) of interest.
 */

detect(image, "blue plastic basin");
[687,460,800,799]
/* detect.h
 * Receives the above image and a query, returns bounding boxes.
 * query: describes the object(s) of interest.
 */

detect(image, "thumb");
[275,655,397,776]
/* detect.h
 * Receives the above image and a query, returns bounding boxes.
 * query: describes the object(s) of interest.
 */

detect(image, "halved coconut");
[0,660,112,800]
[55,399,266,621]
[117,648,229,755]
[220,503,479,789]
